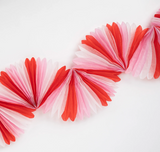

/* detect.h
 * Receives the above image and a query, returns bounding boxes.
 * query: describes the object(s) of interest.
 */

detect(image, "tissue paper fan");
[74,22,148,73]
[126,10,160,79]
[0,57,60,145]
[0,57,59,109]
[42,67,120,121]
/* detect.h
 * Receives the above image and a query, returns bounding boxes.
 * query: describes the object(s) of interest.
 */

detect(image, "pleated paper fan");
[0,57,59,109]
[74,22,148,73]
[42,67,120,121]
[0,57,59,145]
[151,9,160,79]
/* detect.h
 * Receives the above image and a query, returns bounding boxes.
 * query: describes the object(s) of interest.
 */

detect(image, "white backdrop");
[0,0,160,152]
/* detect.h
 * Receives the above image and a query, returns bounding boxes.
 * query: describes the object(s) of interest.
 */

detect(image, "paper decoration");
[0,8,159,146]
[0,58,59,109]
[74,12,160,79]
[0,58,59,145]
[74,23,148,73]
[42,68,120,121]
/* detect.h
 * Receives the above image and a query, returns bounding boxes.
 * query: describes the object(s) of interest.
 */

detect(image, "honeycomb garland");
[0,9,160,146]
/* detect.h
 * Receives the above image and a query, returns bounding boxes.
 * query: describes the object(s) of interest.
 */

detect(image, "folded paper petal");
[25,58,37,106]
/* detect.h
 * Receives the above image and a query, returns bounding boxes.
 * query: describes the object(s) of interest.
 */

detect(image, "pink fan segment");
[0,121,15,145]
[25,58,37,107]
[0,102,35,118]
[0,106,34,146]
[0,71,34,107]
[39,66,70,108]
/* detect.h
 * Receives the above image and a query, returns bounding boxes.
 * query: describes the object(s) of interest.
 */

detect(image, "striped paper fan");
[42,67,120,121]
[0,57,58,145]
[0,57,59,109]
[74,22,148,73]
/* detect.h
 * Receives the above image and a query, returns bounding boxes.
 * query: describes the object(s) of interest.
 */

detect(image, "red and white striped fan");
[0,57,58,145]
[42,67,120,121]
[74,22,148,73]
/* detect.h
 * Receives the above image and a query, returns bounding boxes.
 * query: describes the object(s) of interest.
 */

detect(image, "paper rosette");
[74,18,160,79]
[0,57,59,145]
[0,58,59,109]
[42,67,120,121]
[74,22,148,73]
